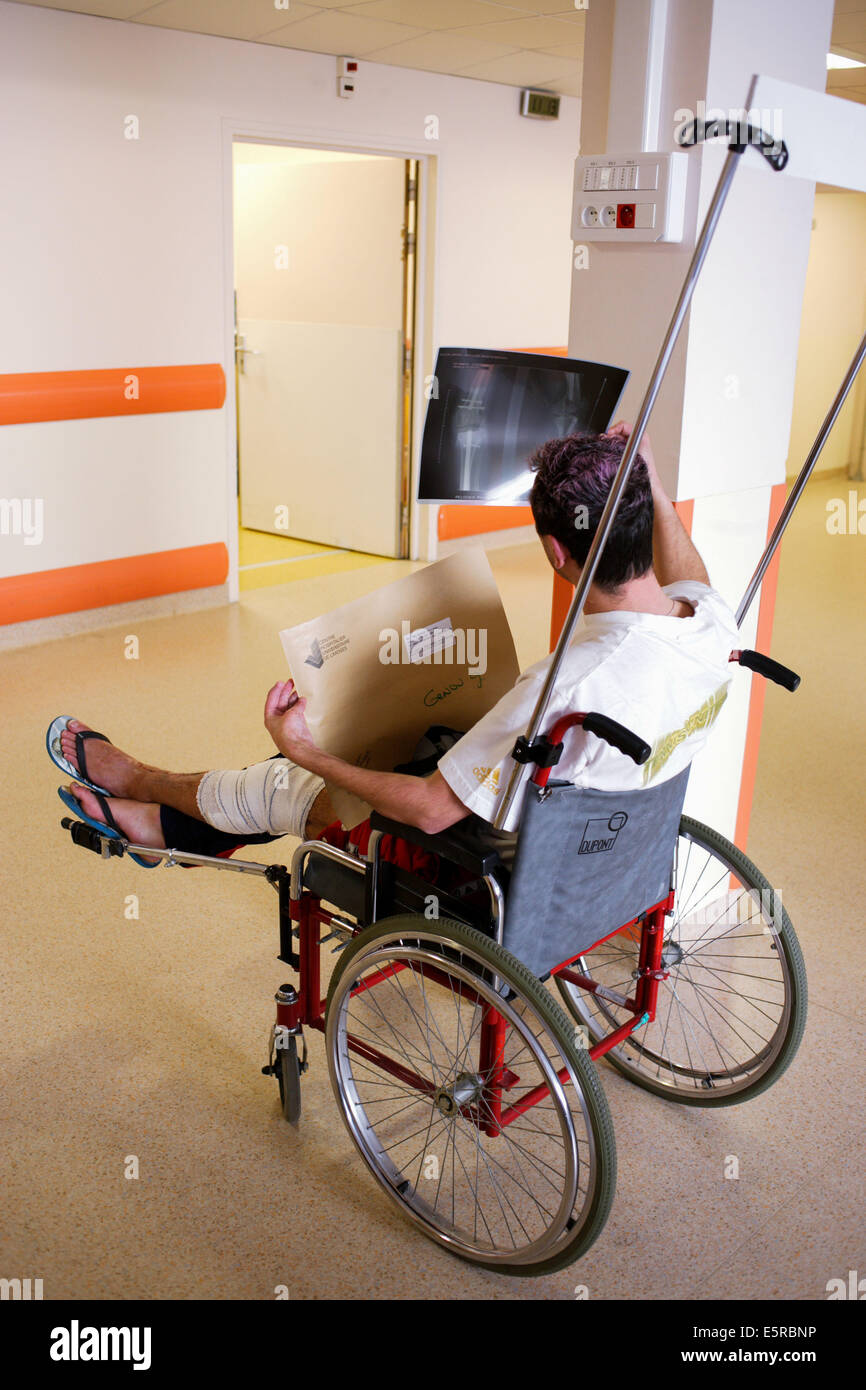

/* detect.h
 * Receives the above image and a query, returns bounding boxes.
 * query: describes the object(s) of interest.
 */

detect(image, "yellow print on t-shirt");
[473,765,500,795]
[642,684,728,784]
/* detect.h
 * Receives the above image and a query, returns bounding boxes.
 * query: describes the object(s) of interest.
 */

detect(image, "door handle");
[235,337,262,374]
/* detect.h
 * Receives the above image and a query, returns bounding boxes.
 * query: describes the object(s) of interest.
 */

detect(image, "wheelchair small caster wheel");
[276,1033,303,1124]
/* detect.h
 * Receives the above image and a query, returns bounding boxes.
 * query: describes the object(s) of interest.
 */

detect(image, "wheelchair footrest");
[60,817,125,858]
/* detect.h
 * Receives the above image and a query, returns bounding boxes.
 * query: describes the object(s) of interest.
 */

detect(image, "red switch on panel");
[616,203,636,228]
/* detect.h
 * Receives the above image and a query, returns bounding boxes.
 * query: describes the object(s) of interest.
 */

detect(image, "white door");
[233,146,408,556]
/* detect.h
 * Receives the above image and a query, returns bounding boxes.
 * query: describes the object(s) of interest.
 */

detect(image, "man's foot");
[67,783,165,867]
[60,719,142,797]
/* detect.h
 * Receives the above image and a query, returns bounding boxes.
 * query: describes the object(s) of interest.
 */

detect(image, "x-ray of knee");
[418,347,630,505]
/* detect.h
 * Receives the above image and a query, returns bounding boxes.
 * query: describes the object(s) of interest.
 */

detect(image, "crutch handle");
[730,649,801,691]
[675,116,788,171]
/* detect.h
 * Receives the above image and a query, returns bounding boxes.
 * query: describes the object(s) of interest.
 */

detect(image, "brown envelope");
[279,550,521,828]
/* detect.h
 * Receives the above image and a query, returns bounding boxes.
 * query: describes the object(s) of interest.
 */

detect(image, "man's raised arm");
[606,421,709,587]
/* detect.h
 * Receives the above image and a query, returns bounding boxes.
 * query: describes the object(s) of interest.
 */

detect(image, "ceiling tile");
[534,39,584,60]
[831,13,866,55]
[338,0,530,29]
[7,0,161,16]
[268,0,376,7]
[524,0,585,10]
[361,30,520,72]
[827,80,866,98]
[473,0,581,11]
[130,0,327,39]
[257,9,425,54]
[455,50,576,87]
[548,70,581,96]
[450,14,585,48]
[826,65,866,86]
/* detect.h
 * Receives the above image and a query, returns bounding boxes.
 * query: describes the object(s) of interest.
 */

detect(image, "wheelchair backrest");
[503,766,690,979]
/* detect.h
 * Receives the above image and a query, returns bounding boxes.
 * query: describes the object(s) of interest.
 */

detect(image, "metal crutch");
[494,117,790,830]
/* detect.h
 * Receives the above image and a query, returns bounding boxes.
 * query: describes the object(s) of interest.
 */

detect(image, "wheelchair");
[60,650,806,1278]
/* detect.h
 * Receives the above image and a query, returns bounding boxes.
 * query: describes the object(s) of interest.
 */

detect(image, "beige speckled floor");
[2,479,864,1301]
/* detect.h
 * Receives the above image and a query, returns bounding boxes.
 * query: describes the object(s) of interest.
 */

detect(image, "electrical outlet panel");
[572,151,689,243]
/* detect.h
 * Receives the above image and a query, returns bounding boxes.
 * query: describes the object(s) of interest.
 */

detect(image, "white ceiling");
[827,1,866,104]
[6,0,866,104]
[5,0,586,95]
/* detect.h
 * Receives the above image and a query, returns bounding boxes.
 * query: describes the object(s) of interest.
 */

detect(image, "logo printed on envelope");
[304,633,350,668]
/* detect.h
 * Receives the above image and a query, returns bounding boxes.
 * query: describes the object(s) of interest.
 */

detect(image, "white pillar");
[567,0,834,845]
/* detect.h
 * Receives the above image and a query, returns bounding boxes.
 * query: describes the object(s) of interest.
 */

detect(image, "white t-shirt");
[438,581,739,848]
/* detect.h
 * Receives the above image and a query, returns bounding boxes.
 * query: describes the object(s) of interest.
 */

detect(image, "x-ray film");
[418,348,630,505]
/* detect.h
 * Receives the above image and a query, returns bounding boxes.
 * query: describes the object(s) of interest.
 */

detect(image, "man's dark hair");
[528,433,654,593]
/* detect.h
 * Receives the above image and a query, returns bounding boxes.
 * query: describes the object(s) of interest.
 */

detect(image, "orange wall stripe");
[0,364,226,426]
[733,481,787,851]
[438,347,567,541]
[439,504,532,541]
[0,543,228,626]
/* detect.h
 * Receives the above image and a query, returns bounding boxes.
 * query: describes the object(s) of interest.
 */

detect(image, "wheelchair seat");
[367,811,506,880]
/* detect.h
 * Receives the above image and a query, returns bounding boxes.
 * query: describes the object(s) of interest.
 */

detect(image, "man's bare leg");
[61,719,338,847]
[302,785,337,838]
[60,719,206,820]
[65,781,336,862]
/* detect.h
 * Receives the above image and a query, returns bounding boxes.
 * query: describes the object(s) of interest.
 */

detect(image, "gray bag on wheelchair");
[503,766,690,979]
[393,725,465,776]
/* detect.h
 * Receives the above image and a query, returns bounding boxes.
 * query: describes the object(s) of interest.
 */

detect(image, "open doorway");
[788,186,866,484]
[232,143,418,591]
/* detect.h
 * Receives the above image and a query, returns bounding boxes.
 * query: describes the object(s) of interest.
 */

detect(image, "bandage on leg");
[196,758,326,838]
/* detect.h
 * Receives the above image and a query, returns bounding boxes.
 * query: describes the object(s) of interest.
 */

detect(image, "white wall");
[569,0,833,503]
[0,0,579,590]
[566,0,834,847]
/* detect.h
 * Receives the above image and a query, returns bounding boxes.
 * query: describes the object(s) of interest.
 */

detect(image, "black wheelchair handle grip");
[582,712,651,766]
[734,649,801,692]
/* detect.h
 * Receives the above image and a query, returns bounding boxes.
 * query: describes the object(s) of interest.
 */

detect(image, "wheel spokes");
[328,935,590,1264]
[556,829,792,1096]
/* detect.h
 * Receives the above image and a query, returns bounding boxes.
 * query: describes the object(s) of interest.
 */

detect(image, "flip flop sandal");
[57,786,161,869]
[46,716,112,795]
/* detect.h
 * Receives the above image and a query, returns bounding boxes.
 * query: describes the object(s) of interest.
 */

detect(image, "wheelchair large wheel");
[325,916,616,1276]
[556,818,807,1106]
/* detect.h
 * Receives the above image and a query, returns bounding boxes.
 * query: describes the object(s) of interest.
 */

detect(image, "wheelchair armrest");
[368,812,503,878]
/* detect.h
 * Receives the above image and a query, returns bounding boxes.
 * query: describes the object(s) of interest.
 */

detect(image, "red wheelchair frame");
[273,710,672,1139]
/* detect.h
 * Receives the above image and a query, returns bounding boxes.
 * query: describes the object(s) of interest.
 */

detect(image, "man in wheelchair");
[53,422,739,883]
